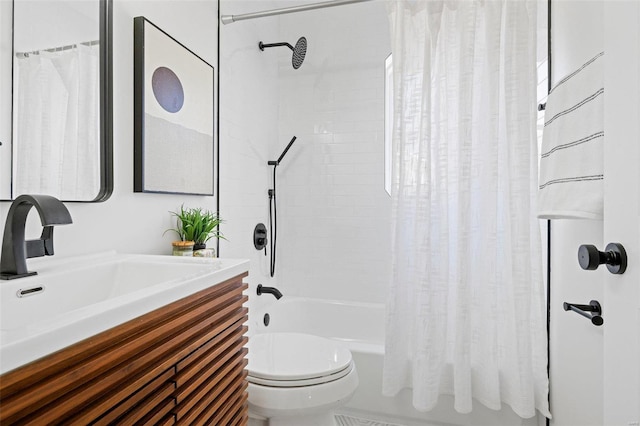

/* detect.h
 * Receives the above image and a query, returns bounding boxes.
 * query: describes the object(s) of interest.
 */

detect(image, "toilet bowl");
[247,332,359,426]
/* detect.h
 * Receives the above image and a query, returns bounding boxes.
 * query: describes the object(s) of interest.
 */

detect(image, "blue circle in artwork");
[151,67,184,113]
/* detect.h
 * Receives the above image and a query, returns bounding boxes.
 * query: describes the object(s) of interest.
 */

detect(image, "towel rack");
[563,300,603,326]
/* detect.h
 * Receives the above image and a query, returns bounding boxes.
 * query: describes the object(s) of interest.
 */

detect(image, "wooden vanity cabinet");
[0,272,249,425]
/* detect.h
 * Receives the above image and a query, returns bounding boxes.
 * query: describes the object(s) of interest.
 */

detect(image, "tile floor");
[335,414,406,426]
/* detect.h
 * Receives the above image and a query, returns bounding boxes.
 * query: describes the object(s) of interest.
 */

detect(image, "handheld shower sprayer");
[259,37,307,69]
[268,136,297,166]
[267,136,298,277]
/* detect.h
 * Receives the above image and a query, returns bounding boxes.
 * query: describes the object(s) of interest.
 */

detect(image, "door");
[549,1,640,425]
[602,2,640,424]
[549,2,605,424]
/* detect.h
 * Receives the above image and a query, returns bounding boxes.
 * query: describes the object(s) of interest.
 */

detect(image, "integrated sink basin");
[0,251,249,374]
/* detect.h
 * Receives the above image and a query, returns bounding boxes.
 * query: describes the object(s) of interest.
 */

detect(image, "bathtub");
[252,297,544,426]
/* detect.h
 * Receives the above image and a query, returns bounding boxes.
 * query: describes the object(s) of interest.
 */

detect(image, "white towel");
[538,52,604,219]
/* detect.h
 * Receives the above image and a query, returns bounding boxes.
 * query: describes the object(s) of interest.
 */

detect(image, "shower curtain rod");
[221,0,374,25]
[15,40,100,58]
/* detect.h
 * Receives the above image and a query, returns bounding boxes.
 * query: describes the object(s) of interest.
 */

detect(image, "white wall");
[218,0,281,331]
[0,0,10,199]
[274,0,392,304]
[13,1,98,52]
[1,0,219,258]
[602,2,640,422]
[218,0,392,328]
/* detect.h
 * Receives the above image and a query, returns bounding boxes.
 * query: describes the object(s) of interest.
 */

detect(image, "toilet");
[246,332,359,426]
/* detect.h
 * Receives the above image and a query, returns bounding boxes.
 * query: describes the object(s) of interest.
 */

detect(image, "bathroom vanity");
[0,253,249,424]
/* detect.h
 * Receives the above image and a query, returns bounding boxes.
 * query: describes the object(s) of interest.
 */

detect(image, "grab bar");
[563,300,603,326]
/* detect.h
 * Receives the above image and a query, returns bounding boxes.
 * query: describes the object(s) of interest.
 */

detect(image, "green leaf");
[165,205,226,243]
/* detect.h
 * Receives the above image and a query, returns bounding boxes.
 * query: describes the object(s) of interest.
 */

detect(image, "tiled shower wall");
[219,0,281,318]
[273,0,392,303]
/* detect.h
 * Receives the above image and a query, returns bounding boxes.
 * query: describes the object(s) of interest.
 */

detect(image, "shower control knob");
[578,243,627,274]
[254,223,268,251]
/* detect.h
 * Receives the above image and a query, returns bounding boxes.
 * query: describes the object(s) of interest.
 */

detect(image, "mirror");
[0,0,112,202]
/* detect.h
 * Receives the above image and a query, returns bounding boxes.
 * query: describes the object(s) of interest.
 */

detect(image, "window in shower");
[384,53,393,196]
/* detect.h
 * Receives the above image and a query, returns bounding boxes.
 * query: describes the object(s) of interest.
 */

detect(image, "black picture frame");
[133,16,214,195]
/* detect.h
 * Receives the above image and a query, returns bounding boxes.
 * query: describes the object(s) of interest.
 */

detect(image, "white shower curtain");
[14,44,100,200]
[383,0,550,419]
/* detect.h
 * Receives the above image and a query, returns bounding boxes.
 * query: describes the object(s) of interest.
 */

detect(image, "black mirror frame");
[96,0,113,202]
[3,0,113,203]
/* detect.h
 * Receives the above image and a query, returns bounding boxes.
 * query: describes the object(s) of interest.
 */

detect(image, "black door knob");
[578,243,627,274]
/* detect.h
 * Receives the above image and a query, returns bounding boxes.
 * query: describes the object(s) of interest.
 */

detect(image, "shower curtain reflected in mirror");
[13,44,100,200]
[383,0,550,419]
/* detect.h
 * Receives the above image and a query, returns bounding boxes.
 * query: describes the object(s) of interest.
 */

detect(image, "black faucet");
[257,284,283,300]
[1,194,73,280]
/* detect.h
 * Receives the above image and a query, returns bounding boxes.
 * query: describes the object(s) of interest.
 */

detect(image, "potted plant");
[166,205,225,255]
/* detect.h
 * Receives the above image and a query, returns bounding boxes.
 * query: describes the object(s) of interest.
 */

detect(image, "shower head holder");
[258,41,291,50]
[259,37,307,69]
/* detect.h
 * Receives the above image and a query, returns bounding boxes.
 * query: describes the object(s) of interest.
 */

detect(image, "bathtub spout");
[257,284,283,300]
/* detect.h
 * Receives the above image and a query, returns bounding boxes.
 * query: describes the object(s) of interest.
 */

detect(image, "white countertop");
[0,251,249,374]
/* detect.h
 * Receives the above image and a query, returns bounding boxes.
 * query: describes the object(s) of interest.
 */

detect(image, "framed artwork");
[133,16,214,195]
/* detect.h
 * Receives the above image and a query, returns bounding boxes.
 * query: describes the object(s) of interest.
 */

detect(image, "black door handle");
[563,300,603,326]
[578,243,627,274]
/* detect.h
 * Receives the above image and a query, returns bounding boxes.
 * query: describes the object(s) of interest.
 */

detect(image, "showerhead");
[291,37,307,69]
[259,37,307,69]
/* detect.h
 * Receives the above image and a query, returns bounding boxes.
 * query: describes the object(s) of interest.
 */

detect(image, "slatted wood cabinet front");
[0,273,249,425]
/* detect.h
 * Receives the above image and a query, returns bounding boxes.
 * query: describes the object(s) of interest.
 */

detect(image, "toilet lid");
[247,362,354,387]
[247,332,353,381]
